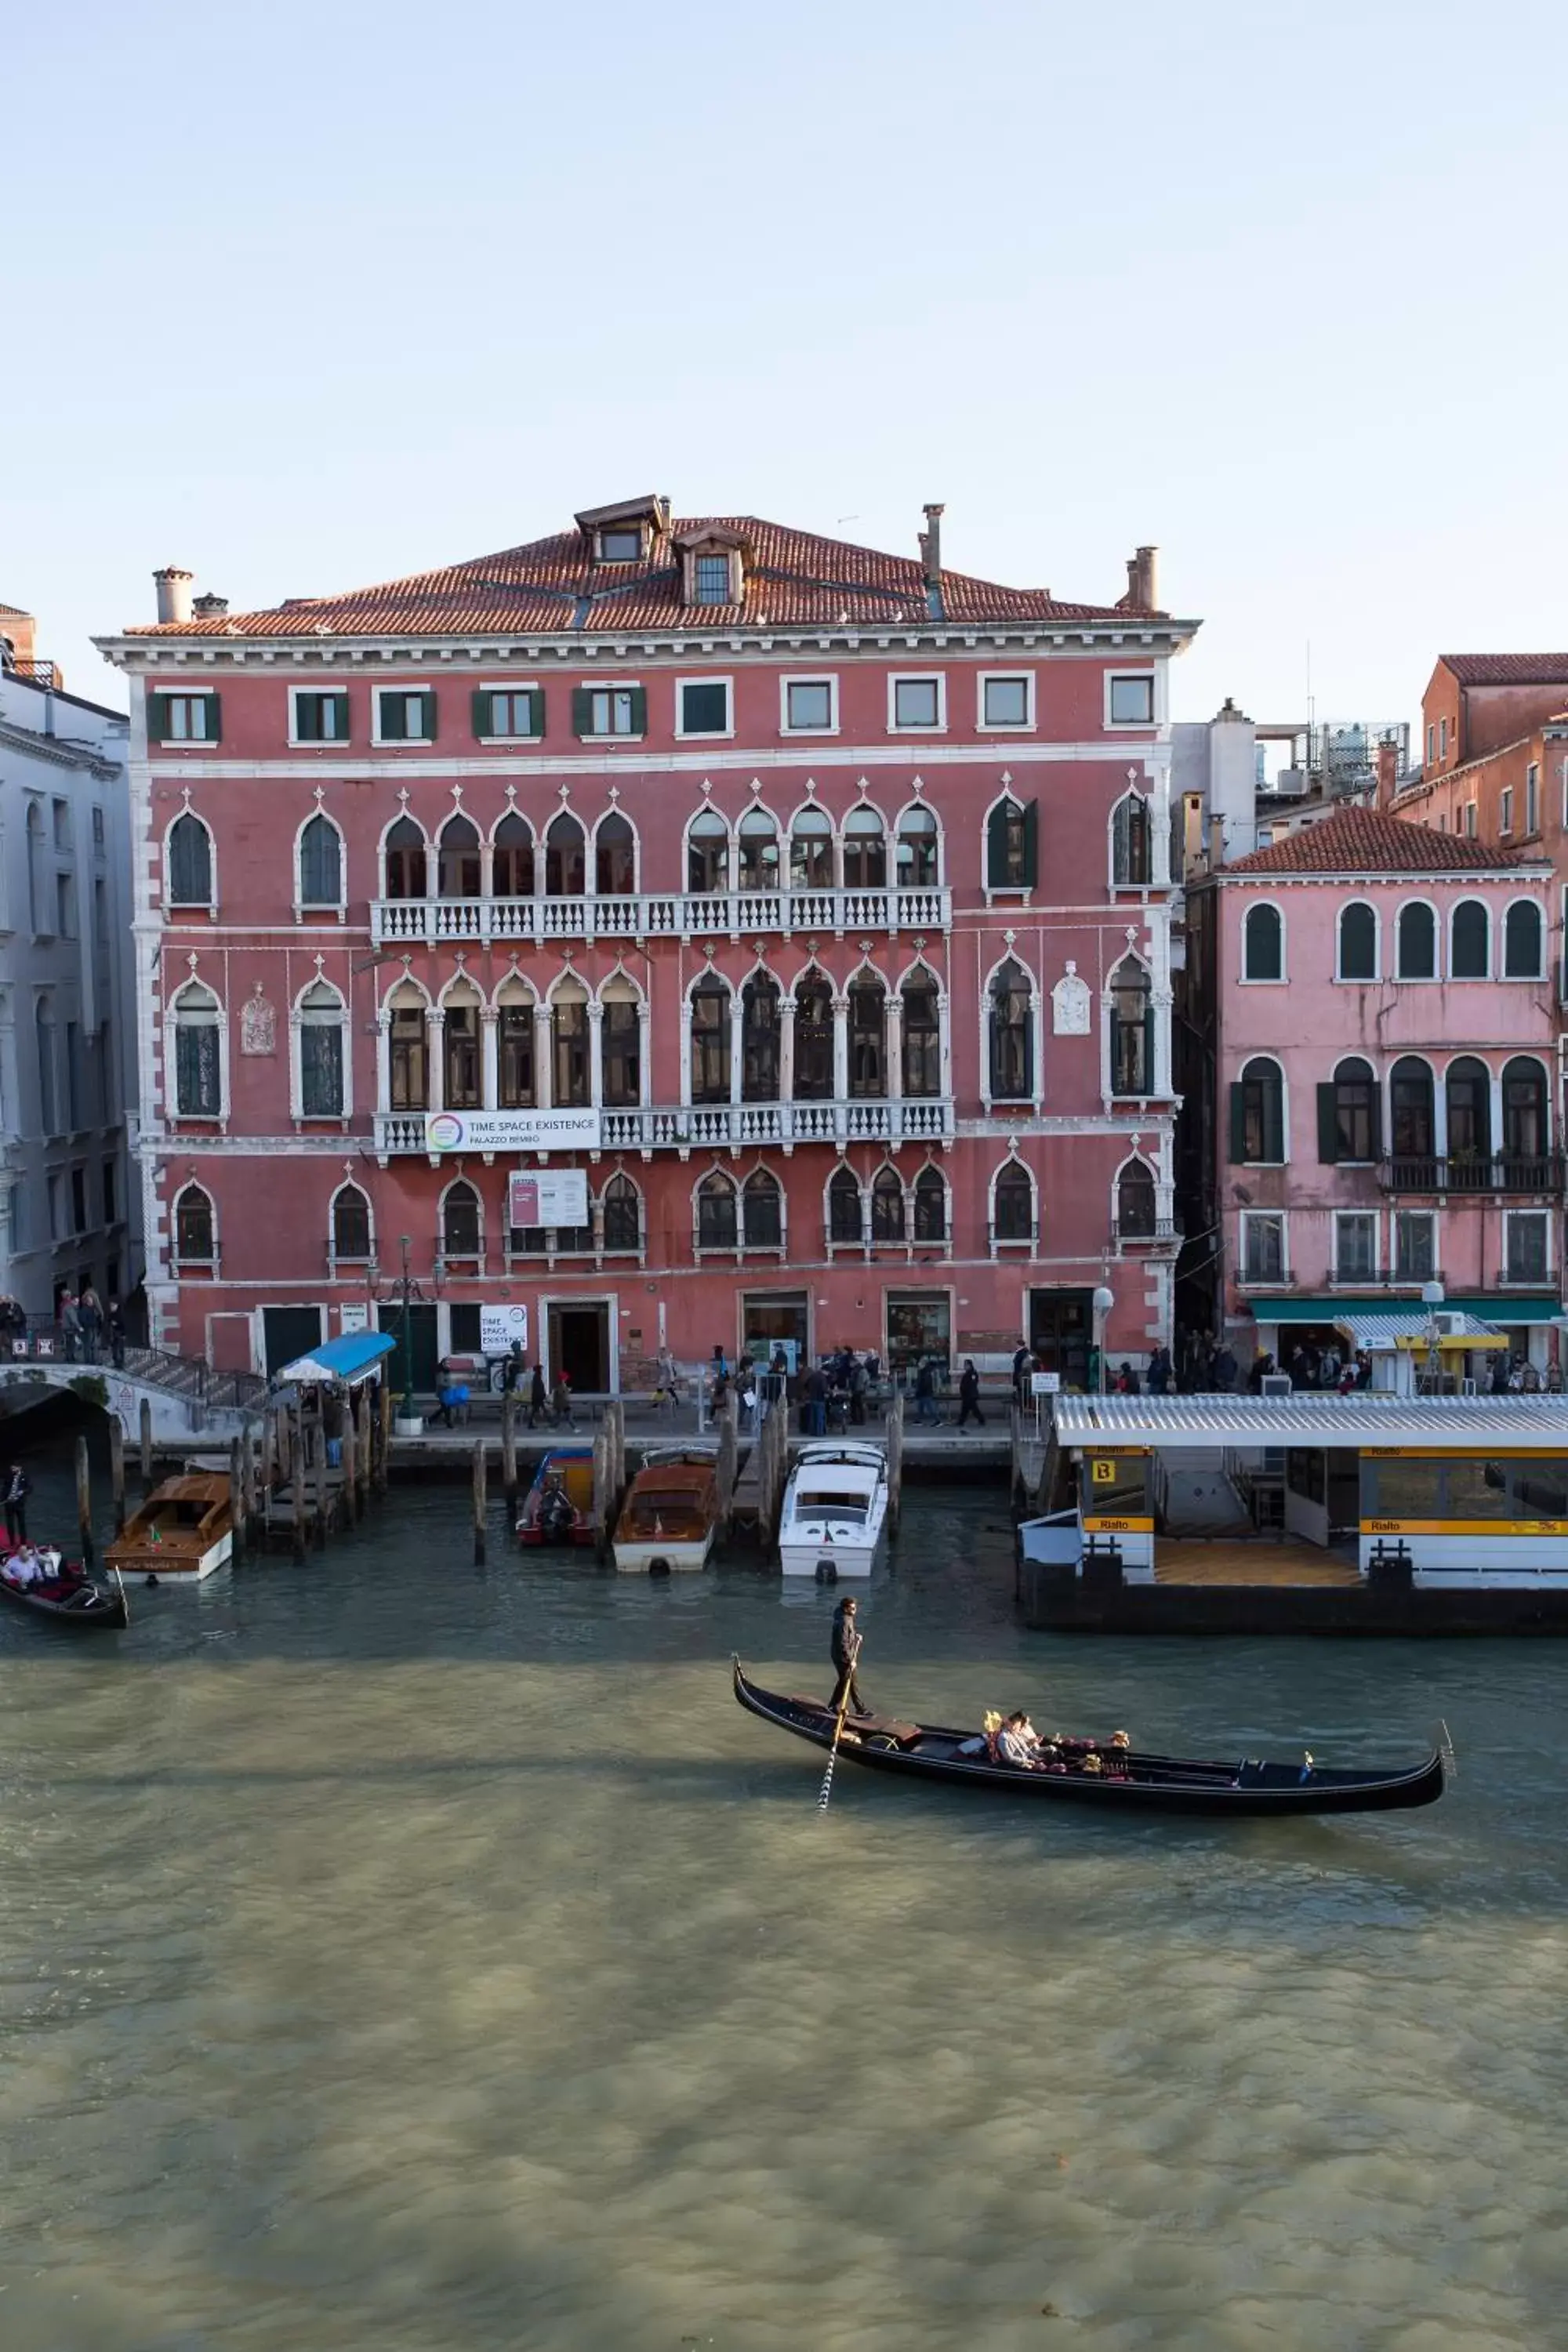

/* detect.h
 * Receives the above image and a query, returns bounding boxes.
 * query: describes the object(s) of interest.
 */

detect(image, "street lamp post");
[1092,1284,1116,1395]
[398,1234,415,1417]
[1421,1278,1445,1395]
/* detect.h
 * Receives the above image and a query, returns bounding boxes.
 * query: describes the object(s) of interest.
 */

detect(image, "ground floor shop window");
[742,1290,809,1373]
[886,1290,950,1382]
[1028,1288,1093,1388]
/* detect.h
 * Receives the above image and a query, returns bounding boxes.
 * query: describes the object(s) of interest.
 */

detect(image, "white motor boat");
[779,1442,889,1577]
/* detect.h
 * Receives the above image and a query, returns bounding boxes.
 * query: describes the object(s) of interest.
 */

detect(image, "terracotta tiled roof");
[1439,653,1568,686]
[1222,806,1537,876]
[118,515,1160,638]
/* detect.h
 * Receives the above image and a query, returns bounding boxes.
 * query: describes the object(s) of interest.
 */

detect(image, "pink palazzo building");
[1185,807,1563,1380]
[96,498,1197,1392]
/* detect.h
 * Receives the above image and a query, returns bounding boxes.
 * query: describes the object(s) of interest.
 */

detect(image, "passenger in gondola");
[4,1544,42,1587]
[995,1711,1041,1767]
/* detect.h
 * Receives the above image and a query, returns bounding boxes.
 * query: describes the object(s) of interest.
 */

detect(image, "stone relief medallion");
[1051,964,1091,1036]
[240,986,276,1055]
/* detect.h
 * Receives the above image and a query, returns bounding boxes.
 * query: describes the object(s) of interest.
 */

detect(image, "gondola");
[731,1660,1446,1817]
[0,1564,129,1630]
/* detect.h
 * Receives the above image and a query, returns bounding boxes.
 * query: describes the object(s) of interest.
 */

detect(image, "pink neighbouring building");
[94,497,1198,1395]
[1182,807,1563,1382]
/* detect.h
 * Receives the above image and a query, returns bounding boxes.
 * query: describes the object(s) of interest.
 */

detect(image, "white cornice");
[147,739,1174,782]
[0,719,122,779]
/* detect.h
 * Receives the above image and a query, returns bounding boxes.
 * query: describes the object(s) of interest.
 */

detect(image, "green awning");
[1256,1295,1562,1326]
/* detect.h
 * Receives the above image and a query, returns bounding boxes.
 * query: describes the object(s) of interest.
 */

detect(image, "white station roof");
[1051,1394,1568,1451]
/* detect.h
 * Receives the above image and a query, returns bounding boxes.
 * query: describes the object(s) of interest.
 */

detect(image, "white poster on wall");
[339,1303,370,1334]
[507,1169,590,1229]
[480,1304,530,1357]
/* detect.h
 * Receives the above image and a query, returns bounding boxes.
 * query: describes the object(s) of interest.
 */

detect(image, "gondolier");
[829,1595,869,1718]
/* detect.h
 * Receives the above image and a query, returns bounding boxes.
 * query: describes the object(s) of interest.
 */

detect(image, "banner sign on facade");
[423,1109,601,1154]
[507,1168,590,1229]
[480,1304,530,1357]
[339,1303,370,1334]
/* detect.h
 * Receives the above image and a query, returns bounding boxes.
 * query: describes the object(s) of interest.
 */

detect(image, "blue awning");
[274,1331,397,1388]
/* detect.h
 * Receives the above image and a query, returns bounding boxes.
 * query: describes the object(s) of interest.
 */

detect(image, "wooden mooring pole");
[341,1403,359,1527]
[139,1396,154,1491]
[229,1436,247,1561]
[74,1433,94,1569]
[355,1387,372,1509]
[472,1438,488,1565]
[109,1415,126,1533]
[289,1405,307,1564]
[376,1381,393,1490]
[715,1406,738,1538]
[886,1392,904,1541]
[501,1392,518,1517]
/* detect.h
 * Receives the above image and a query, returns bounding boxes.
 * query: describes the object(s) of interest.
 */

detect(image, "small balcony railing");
[1379,1154,1566,1196]
[369,884,952,948]
[1112,1215,1181,1246]
[373,1097,955,1159]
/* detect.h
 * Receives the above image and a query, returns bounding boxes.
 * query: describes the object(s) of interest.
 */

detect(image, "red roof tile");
[1222,806,1537,876]
[1439,653,1568,686]
[118,515,1167,639]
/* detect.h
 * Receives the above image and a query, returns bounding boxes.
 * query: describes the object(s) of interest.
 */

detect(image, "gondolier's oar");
[818,1634,862,1811]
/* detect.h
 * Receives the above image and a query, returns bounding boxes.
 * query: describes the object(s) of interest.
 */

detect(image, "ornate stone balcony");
[373,1096,954,1161]
[369,884,952,949]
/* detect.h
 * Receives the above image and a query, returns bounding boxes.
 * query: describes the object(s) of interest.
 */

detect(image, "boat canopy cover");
[1327,1308,1505,1353]
[274,1331,397,1388]
[1051,1393,1568,1452]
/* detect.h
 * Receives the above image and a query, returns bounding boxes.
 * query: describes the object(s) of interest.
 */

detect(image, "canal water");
[2,1421,1565,2350]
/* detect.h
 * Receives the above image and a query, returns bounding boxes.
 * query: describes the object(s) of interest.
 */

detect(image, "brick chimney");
[1374,736,1400,807]
[1123,544,1160,612]
[154,567,194,625]
[918,502,945,585]
[0,604,37,668]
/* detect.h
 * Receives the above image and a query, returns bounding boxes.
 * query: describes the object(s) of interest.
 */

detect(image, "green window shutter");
[1228,1082,1247,1163]
[329,692,349,741]
[420,691,437,742]
[379,693,404,742]
[472,688,492,739]
[985,801,1007,887]
[1022,799,1039,886]
[1316,1083,1339,1164]
[571,688,594,739]
[526,687,545,739]
[203,691,222,743]
[147,692,169,741]
[627,687,648,735]
[1265,1087,1284,1165]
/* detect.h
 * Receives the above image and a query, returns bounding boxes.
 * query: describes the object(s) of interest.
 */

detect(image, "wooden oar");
[817,1634,862,1811]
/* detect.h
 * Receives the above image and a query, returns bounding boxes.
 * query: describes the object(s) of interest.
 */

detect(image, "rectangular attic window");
[597,528,644,562]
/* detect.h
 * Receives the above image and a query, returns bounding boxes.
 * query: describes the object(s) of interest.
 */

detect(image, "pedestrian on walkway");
[78,1285,103,1365]
[956,1359,985,1430]
[914,1356,940,1425]
[528,1363,547,1428]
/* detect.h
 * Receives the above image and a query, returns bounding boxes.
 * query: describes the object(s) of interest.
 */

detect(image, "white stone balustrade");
[369,885,951,947]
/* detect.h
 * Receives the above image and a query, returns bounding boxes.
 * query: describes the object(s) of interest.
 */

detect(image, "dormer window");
[694,554,733,605]
[675,527,746,610]
[596,526,644,564]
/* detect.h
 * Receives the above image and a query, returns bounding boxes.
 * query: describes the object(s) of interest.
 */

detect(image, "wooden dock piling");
[715,1407,738,1537]
[75,1434,94,1568]
[886,1393,904,1540]
[376,1381,392,1490]
[472,1439,488,1565]
[501,1394,518,1515]
[341,1406,358,1526]
[109,1416,126,1532]
[139,1396,153,1491]
[229,1436,247,1560]
[289,1405,307,1563]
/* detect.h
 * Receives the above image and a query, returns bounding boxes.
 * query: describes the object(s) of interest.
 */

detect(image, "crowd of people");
[0,1287,126,1367]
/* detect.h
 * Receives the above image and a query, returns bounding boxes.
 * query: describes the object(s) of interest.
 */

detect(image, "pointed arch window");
[595,811,635,896]
[332,1184,372,1262]
[299,813,343,908]
[383,817,426,901]
[442,997,481,1109]
[870,1163,905,1242]
[697,1170,738,1249]
[168,811,213,908]
[441,1179,481,1259]
[496,993,535,1108]
[687,811,728,895]
[1109,958,1152,1096]
[437,815,481,899]
[842,807,886,888]
[689,977,731,1105]
[389,999,428,1110]
[173,982,221,1117]
[902,970,940,1098]
[738,809,779,892]
[793,973,833,1100]
[174,1183,215,1265]
[828,1163,862,1243]
[601,983,641,1107]
[913,1165,946,1242]
[742,974,780,1102]
[546,812,585,897]
[897,805,938,888]
[789,808,833,889]
[1112,793,1151,887]
[742,1168,782,1249]
[985,795,1035,889]
[848,974,886,1098]
[492,813,534,899]
[299,982,346,1117]
[602,1172,641,1252]
[552,985,590,1106]
[1446,1056,1490,1166]
[989,959,1033,1102]
[993,1160,1033,1243]
[1116,1159,1156,1238]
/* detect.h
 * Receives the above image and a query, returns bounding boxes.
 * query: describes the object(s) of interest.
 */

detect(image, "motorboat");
[732,1661,1449,1817]
[0,1542,129,1629]
[104,1475,234,1584]
[612,1449,719,1574]
[516,1448,596,1547]
[779,1441,889,1577]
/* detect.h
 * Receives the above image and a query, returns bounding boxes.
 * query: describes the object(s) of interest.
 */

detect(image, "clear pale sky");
[9,0,1565,731]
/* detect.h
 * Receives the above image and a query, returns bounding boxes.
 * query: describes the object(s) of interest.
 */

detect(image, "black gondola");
[732,1660,1445,1817]
[0,1566,129,1631]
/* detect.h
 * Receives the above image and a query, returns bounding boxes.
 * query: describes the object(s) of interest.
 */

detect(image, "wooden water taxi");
[105,1475,234,1584]
[612,1449,719,1573]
